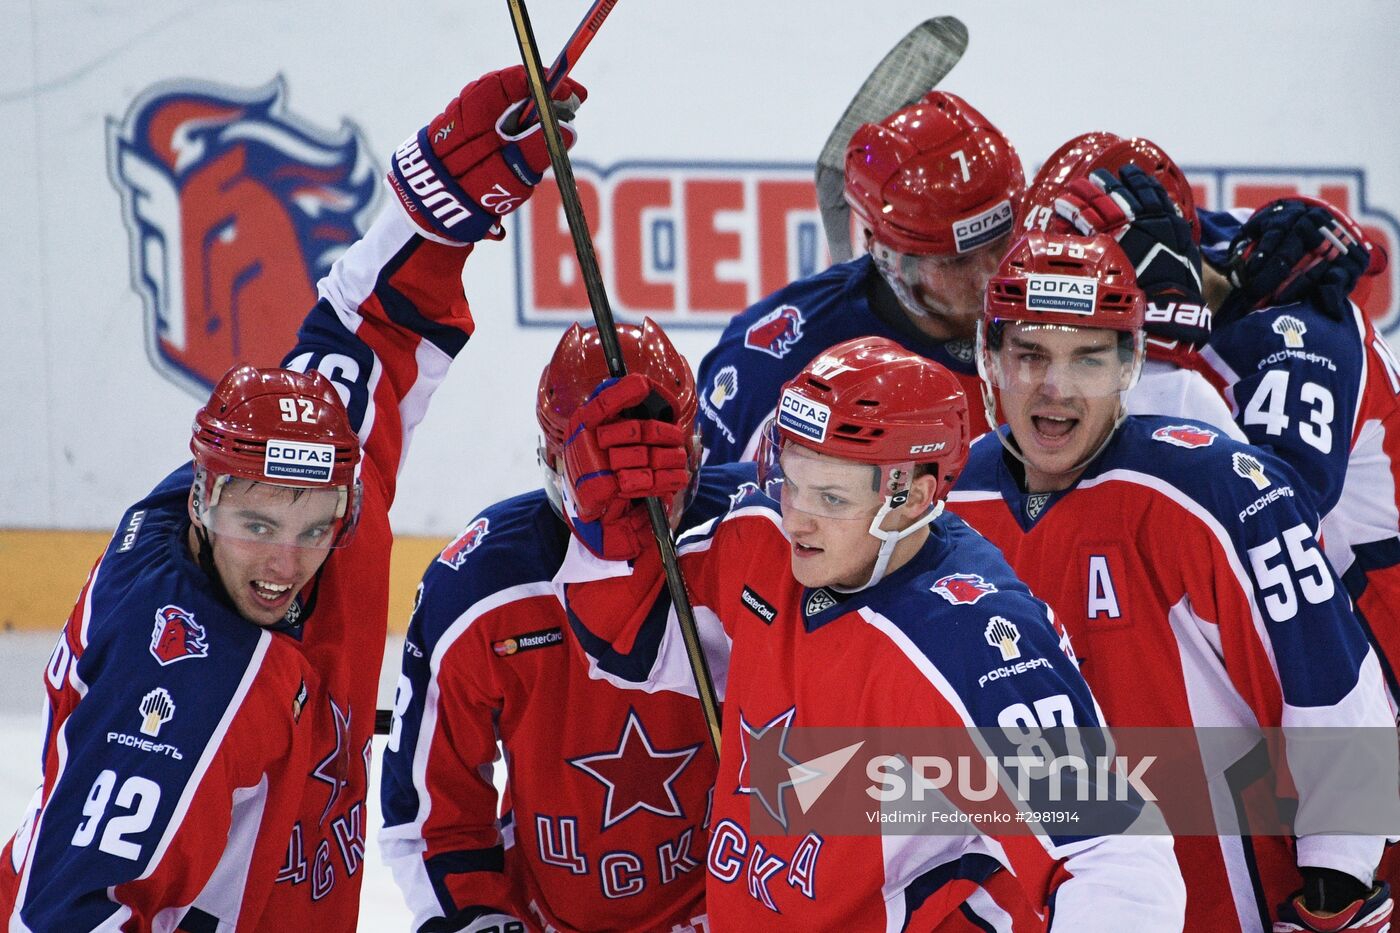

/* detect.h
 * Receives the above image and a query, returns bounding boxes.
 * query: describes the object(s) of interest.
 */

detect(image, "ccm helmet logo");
[778,389,830,443]
[909,442,947,454]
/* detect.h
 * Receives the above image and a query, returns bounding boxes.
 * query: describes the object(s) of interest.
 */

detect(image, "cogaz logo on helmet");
[108,77,379,397]
[1024,274,1098,315]
[778,389,830,443]
[513,161,825,328]
[264,440,336,482]
[953,199,1015,254]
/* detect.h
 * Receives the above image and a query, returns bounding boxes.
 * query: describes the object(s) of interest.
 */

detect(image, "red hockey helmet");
[1020,132,1199,239]
[843,92,1024,328]
[537,317,698,465]
[190,364,362,546]
[844,92,1025,257]
[761,336,970,508]
[979,232,1146,415]
[537,318,700,518]
[758,337,971,589]
[984,232,1145,334]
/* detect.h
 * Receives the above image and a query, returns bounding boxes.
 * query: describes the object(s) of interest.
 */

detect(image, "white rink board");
[3,0,1399,536]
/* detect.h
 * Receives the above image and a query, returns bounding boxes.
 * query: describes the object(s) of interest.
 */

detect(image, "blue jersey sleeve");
[1205,302,1362,517]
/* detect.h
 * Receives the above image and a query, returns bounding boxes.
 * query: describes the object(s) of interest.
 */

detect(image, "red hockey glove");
[1274,876,1392,932]
[561,374,692,560]
[387,66,586,246]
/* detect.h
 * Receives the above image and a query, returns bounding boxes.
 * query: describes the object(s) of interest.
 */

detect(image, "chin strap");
[832,499,945,594]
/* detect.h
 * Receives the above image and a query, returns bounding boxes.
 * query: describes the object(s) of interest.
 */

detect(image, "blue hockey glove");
[1219,196,1380,324]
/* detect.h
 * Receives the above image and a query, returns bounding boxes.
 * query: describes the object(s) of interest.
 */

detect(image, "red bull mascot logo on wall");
[107,77,379,396]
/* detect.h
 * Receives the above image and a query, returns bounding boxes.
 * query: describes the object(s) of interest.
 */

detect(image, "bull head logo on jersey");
[744,305,805,359]
[150,605,210,666]
[930,573,998,606]
[438,517,491,571]
[107,77,378,396]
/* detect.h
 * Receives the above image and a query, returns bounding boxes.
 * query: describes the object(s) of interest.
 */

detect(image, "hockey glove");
[1219,196,1380,325]
[562,374,692,561]
[1274,874,1392,932]
[1055,165,1209,349]
[387,66,585,246]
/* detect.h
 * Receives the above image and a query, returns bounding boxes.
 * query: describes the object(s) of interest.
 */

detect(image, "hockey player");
[0,66,584,932]
[551,337,1186,929]
[946,230,1396,932]
[378,320,756,933]
[1018,131,1245,437]
[694,91,1025,463]
[1198,197,1400,705]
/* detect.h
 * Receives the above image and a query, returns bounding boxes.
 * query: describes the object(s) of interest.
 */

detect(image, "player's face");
[195,479,339,626]
[894,236,1009,342]
[776,445,896,589]
[992,323,1131,492]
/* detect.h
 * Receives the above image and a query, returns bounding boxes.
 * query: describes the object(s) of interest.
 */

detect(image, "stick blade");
[817,16,969,261]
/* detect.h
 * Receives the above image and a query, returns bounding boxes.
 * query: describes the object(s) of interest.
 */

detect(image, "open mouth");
[792,542,823,559]
[1030,414,1078,447]
[250,580,295,608]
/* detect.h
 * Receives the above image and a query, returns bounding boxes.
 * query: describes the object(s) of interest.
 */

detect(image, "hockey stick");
[816,17,969,262]
[372,5,619,741]
[504,0,725,756]
[512,0,618,131]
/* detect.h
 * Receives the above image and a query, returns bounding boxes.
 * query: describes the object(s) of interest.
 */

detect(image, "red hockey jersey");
[948,414,1396,933]
[555,492,1186,931]
[0,207,476,932]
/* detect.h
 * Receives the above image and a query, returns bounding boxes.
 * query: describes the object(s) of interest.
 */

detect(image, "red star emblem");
[311,698,352,825]
[567,709,702,831]
[736,706,819,831]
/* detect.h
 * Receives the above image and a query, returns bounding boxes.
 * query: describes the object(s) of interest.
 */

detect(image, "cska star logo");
[930,573,998,606]
[150,605,209,666]
[107,77,378,397]
[1151,424,1218,449]
[567,709,702,831]
[438,517,491,570]
[744,305,805,359]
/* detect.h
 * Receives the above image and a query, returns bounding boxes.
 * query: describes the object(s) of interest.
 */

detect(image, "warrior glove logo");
[150,605,209,665]
[745,305,805,359]
[108,77,377,396]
